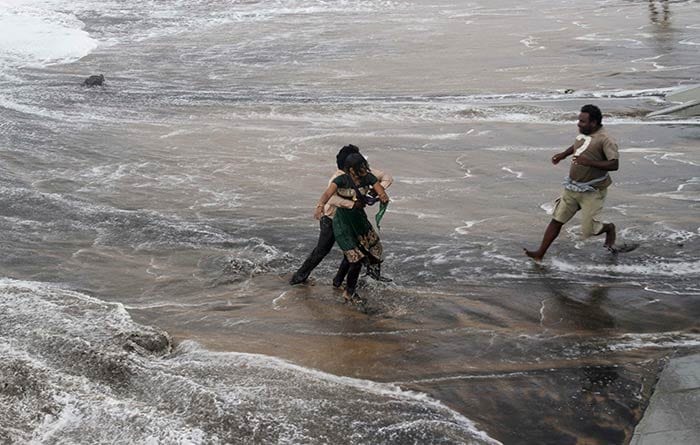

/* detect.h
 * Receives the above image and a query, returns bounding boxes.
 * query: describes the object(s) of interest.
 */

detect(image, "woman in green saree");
[314,153,390,305]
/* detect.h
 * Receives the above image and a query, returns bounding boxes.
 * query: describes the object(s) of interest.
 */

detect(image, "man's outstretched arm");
[552,145,575,165]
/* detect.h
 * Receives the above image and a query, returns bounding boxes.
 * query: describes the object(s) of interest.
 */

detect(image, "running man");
[525,104,619,260]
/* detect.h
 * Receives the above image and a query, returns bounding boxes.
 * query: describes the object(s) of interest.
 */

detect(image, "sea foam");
[0,278,500,445]
[0,1,98,68]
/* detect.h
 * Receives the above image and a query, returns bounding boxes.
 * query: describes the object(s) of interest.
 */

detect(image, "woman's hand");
[372,181,389,204]
[314,205,324,220]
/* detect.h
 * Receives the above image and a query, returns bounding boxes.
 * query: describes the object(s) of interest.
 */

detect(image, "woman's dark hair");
[580,104,603,125]
[343,152,369,174]
[336,144,360,169]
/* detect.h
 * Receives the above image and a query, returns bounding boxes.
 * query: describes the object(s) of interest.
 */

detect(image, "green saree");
[332,173,383,264]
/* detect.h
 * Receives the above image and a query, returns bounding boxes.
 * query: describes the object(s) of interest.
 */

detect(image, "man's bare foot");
[524,248,544,261]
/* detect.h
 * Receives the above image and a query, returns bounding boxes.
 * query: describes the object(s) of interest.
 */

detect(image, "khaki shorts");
[552,187,608,238]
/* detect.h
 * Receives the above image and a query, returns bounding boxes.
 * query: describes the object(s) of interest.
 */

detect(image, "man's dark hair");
[336,144,360,169]
[343,152,369,174]
[580,104,603,126]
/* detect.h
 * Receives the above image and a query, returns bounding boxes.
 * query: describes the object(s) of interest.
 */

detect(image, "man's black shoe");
[289,274,307,285]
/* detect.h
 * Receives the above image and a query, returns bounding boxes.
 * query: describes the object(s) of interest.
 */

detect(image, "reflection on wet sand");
[416,362,652,445]
[583,364,619,391]
[541,281,617,332]
[647,0,676,54]
[648,0,671,27]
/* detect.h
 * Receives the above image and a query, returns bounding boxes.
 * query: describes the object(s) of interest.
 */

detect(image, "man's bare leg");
[601,222,616,251]
[524,219,563,261]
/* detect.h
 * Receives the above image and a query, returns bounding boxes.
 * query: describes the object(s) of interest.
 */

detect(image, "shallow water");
[1,0,699,443]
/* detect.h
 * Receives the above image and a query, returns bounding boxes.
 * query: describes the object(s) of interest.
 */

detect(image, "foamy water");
[0,0,98,68]
[0,279,497,444]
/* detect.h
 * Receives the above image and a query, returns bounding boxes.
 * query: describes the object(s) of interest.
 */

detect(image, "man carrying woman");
[289,145,392,287]
[313,152,390,305]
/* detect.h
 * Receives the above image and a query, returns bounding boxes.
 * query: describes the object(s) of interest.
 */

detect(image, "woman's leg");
[333,257,350,288]
[344,261,363,297]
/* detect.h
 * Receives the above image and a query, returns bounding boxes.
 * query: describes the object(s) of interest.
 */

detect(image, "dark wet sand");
[127,273,694,444]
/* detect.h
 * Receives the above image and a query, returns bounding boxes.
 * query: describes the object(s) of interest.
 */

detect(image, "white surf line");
[631,54,665,64]
[398,177,458,185]
[501,166,524,178]
[519,36,545,50]
[185,345,503,445]
[485,146,554,152]
[678,178,700,190]
[608,204,633,216]
[625,149,700,167]
[123,302,210,310]
[606,332,700,352]
[298,326,499,337]
[394,370,551,385]
[613,119,700,126]
[537,297,565,327]
[272,291,288,310]
[298,327,435,337]
[551,258,700,277]
[222,318,252,327]
[539,299,547,327]
[455,155,474,178]
[388,208,443,219]
[647,191,700,202]
[455,216,508,235]
[159,129,189,139]
[644,286,700,296]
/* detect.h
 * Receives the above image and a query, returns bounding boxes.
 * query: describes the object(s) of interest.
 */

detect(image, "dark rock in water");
[121,330,172,356]
[83,74,105,87]
[564,88,575,94]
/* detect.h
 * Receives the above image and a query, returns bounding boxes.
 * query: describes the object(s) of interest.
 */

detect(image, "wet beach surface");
[125,259,698,443]
[3,96,699,443]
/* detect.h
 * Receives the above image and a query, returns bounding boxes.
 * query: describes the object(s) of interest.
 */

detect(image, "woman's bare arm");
[372,182,389,204]
[314,183,338,219]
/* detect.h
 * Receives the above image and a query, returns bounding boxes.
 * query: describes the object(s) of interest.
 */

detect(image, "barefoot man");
[525,104,619,260]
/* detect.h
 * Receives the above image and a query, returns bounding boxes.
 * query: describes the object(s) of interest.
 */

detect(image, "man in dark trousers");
[290,144,392,284]
[525,104,619,260]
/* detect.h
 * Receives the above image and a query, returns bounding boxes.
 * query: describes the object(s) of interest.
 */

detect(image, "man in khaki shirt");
[525,104,619,260]
[290,145,393,284]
